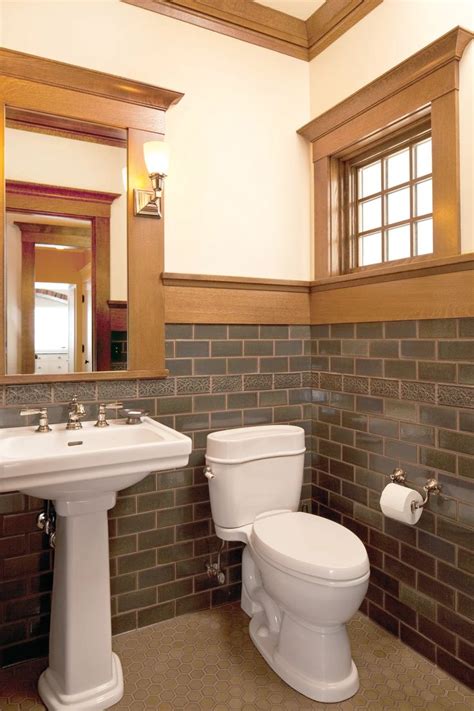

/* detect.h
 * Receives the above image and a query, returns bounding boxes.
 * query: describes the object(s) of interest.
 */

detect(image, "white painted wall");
[1,0,311,280]
[5,129,127,299]
[1,0,472,280]
[309,0,474,253]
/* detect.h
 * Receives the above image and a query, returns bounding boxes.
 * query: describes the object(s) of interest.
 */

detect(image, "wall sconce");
[134,141,169,218]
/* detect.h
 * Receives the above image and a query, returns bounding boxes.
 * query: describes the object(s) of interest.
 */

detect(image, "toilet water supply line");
[242,548,281,635]
[206,539,227,584]
[37,500,57,549]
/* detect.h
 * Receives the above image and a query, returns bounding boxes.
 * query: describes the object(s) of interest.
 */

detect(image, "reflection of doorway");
[34,284,74,375]
[16,220,92,373]
[6,181,121,374]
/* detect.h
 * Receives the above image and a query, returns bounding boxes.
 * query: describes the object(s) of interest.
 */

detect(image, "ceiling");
[257,0,325,21]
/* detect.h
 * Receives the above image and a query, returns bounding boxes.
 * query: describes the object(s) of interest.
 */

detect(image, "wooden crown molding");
[298,26,474,143]
[122,0,382,61]
[14,222,90,237]
[0,47,184,110]
[306,0,382,59]
[6,180,121,206]
[15,221,92,249]
[6,108,128,148]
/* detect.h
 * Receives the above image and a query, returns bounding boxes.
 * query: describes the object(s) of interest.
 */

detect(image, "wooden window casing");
[298,27,473,282]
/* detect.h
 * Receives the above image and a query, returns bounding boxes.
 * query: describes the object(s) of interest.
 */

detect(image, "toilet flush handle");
[204,465,215,480]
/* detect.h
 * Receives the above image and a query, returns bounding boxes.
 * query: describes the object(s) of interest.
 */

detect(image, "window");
[347,127,433,271]
[298,27,472,282]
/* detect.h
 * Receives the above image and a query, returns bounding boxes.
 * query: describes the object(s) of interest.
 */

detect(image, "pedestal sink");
[0,417,192,710]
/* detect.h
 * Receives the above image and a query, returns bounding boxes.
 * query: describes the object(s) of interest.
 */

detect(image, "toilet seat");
[251,511,369,582]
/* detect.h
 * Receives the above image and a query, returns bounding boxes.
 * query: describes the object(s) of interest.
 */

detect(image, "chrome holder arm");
[411,478,442,512]
[390,469,442,512]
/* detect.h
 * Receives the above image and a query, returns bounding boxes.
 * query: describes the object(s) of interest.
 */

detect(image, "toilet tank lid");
[206,425,305,463]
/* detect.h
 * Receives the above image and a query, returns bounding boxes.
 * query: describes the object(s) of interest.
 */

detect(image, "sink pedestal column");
[38,493,123,711]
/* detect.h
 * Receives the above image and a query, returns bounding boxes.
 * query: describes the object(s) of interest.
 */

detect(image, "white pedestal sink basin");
[0,417,192,710]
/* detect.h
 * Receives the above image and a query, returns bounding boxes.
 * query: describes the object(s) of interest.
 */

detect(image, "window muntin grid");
[352,136,433,269]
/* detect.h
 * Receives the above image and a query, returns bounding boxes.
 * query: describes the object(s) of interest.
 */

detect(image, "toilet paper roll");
[380,483,423,525]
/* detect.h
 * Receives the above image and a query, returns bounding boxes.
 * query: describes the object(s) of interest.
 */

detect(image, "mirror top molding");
[0,47,184,112]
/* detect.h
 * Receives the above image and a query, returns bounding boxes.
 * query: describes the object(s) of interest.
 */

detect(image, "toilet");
[205,424,370,703]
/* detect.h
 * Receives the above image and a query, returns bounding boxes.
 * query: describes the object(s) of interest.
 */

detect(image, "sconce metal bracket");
[134,189,162,218]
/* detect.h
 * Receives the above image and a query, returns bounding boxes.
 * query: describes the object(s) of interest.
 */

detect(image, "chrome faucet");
[66,396,86,430]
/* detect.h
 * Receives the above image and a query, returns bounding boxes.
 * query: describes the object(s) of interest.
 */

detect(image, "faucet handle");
[20,407,51,433]
[94,402,123,428]
[104,401,123,410]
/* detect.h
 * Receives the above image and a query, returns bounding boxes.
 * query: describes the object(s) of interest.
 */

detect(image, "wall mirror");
[5,114,127,375]
[0,48,184,383]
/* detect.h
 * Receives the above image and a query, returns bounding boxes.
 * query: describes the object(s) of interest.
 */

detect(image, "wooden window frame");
[298,26,473,282]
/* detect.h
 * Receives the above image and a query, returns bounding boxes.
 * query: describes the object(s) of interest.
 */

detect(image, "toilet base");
[248,611,359,703]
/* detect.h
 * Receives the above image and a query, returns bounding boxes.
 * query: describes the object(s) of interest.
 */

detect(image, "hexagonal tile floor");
[0,605,472,710]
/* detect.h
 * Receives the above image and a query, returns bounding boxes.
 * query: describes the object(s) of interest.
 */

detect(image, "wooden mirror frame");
[0,48,184,383]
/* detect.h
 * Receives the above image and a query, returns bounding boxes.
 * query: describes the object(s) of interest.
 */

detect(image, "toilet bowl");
[205,425,370,703]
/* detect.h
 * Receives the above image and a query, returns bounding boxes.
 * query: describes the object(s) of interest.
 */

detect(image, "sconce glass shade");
[143,141,170,176]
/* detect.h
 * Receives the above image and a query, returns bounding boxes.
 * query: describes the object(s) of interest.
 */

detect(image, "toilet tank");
[205,425,305,530]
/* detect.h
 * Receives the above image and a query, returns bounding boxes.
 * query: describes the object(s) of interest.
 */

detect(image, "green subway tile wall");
[311,318,473,688]
[0,318,473,690]
[0,325,311,667]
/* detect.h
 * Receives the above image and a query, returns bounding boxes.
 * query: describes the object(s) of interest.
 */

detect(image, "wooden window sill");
[310,253,474,292]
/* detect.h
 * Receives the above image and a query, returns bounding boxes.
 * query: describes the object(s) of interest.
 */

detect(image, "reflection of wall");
[308,0,474,254]
[5,218,21,373]
[0,0,311,280]
[5,129,127,299]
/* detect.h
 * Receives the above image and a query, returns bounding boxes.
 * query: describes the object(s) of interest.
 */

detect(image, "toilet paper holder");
[390,468,442,512]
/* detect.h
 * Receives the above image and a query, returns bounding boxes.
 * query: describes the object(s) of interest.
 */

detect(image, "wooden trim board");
[122,0,382,61]
[307,0,382,60]
[298,27,474,142]
[6,108,128,148]
[86,258,472,327]
[0,48,183,111]
[0,369,169,385]
[311,253,474,291]
[164,285,311,324]
[163,258,472,324]
[162,272,311,292]
[310,269,474,324]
